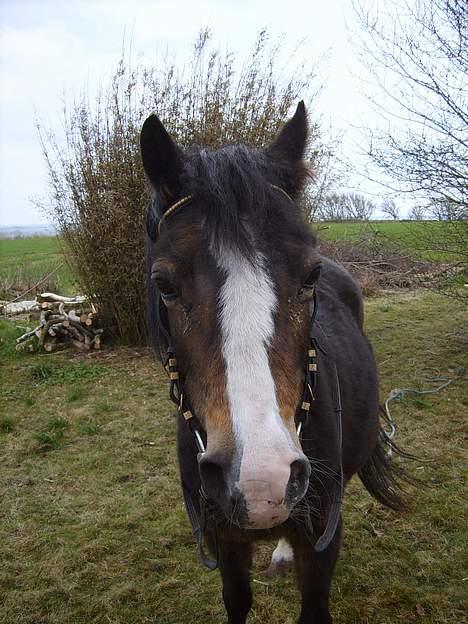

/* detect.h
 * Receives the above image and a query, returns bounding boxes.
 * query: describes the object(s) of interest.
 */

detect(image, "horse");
[141,102,405,624]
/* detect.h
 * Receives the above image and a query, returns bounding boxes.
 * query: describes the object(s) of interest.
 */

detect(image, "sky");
[0,0,389,226]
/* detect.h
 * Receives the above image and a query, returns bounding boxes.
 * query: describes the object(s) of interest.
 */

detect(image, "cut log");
[70,339,91,352]
[43,338,67,353]
[68,309,81,323]
[16,336,36,351]
[48,322,68,337]
[66,325,85,342]
[16,327,38,343]
[47,314,67,324]
[43,337,57,352]
[37,293,88,305]
[2,300,40,315]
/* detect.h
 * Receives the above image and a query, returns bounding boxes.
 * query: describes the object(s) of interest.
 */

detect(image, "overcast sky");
[0,0,387,226]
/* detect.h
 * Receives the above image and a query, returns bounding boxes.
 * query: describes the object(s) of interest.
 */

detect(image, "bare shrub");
[39,30,323,343]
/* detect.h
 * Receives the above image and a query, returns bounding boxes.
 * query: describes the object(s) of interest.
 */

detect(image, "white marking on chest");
[217,249,292,468]
[272,538,294,565]
[265,538,294,576]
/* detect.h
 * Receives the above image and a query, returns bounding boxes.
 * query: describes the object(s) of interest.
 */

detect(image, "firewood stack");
[14,293,104,353]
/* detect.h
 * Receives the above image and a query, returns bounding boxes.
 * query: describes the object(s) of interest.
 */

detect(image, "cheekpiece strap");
[164,347,206,455]
[295,289,319,438]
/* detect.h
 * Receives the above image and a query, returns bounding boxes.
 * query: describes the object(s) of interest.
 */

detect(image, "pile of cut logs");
[13,293,103,353]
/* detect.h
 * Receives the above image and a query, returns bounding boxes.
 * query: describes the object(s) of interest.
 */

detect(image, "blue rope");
[381,368,465,457]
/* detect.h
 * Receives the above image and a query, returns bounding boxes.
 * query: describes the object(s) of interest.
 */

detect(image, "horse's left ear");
[268,101,308,164]
[267,101,309,196]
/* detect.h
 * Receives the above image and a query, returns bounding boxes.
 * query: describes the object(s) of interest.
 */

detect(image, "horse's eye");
[153,274,178,302]
[303,264,322,288]
[298,263,322,302]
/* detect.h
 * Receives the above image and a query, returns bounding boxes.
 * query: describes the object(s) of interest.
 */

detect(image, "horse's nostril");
[288,458,311,505]
[291,458,311,482]
[198,455,227,502]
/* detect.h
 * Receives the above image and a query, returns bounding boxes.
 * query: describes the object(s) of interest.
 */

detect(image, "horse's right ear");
[140,114,183,201]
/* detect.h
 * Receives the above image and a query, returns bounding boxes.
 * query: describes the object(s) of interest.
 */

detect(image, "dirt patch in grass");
[0,291,466,623]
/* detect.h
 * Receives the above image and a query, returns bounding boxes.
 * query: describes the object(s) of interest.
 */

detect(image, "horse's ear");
[268,101,308,164]
[140,114,183,201]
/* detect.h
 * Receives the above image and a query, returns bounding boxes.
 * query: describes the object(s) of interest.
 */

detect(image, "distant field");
[0,236,75,299]
[314,220,467,262]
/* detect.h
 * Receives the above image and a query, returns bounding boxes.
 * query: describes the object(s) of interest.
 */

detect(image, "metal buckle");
[194,429,206,454]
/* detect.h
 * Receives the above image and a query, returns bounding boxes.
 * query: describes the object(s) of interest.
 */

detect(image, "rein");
[155,189,344,568]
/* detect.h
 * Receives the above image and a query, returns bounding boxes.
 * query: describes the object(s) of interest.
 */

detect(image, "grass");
[314,220,467,262]
[0,290,466,623]
[0,236,75,298]
[33,416,70,451]
[27,362,105,386]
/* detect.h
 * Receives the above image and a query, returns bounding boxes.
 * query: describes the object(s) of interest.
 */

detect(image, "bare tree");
[346,193,375,220]
[381,198,399,220]
[429,198,467,221]
[354,0,467,217]
[317,192,375,221]
[317,193,347,221]
[408,205,426,221]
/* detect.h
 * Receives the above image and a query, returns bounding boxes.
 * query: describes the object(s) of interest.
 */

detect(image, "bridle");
[153,187,343,568]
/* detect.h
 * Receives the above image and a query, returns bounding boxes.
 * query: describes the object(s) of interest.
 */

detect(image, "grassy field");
[0,237,75,299]
[0,289,466,624]
[314,220,467,262]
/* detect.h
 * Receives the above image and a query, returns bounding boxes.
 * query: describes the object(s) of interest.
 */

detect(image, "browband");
[158,195,194,235]
[157,185,293,235]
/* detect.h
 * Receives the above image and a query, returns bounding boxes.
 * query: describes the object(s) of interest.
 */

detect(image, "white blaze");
[217,249,292,474]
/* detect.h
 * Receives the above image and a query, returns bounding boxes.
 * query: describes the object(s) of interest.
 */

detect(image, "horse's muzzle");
[199,454,311,529]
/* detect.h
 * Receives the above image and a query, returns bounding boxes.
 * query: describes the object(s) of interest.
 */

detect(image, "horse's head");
[141,103,321,529]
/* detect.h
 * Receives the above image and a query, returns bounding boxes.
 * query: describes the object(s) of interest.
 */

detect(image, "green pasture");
[0,289,466,623]
[314,220,467,263]
[0,237,75,299]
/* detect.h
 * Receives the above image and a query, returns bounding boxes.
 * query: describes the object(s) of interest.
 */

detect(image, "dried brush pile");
[39,30,323,344]
[317,234,435,294]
